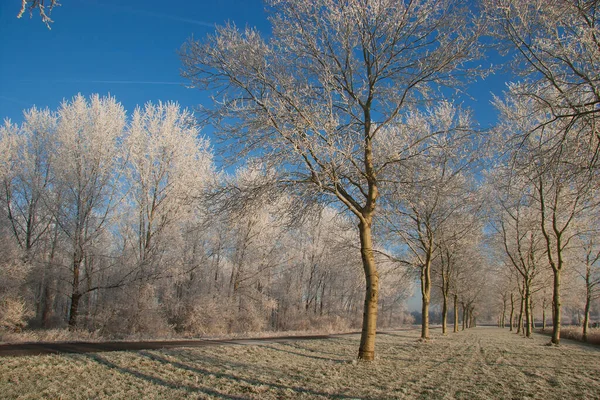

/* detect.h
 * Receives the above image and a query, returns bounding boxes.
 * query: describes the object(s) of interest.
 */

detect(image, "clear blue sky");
[1,0,510,130]
[0,0,269,123]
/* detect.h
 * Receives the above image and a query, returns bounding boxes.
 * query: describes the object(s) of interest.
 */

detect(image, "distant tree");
[382,102,480,340]
[494,92,599,345]
[576,228,600,342]
[181,0,483,360]
[17,0,59,28]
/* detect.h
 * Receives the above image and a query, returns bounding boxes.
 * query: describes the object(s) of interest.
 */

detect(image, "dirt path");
[0,333,340,357]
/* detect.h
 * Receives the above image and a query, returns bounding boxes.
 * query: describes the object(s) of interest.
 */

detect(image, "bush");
[0,296,33,333]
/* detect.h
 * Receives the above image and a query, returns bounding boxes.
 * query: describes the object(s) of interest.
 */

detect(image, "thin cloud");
[67,80,184,85]
[17,79,183,86]
[0,95,31,107]
[90,1,215,27]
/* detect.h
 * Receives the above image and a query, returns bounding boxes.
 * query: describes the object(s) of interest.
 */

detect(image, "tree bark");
[453,293,459,333]
[420,258,431,340]
[583,293,590,342]
[501,297,507,328]
[524,284,531,337]
[542,299,546,331]
[583,261,592,342]
[358,217,379,361]
[68,251,83,328]
[442,289,448,335]
[509,292,514,332]
[517,296,524,335]
[551,270,561,344]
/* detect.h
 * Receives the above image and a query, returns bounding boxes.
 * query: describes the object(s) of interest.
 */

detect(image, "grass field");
[1,327,599,399]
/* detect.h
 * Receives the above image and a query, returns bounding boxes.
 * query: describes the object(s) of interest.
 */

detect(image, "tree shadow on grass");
[85,352,246,400]
[263,341,349,362]
[376,332,419,340]
[136,350,358,399]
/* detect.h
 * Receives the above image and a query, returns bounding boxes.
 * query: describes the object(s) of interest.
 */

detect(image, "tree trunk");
[583,293,590,342]
[524,285,531,337]
[442,289,448,335]
[551,269,561,345]
[68,252,82,328]
[517,296,524,335]
[420,258,431,340]
[509,292,514,332]
[501,297,506,328]
[529,295,534,332]
[357,217,379,361]
[41,283,53,328]
[542,300,546,331]
[453,294,458,333]
[583,260,592,342]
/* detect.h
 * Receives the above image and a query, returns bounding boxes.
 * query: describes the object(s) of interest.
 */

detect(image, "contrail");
[0,95,31,107]
[87,1,215,27]
[62,80,184,85]
[16,79,184,85]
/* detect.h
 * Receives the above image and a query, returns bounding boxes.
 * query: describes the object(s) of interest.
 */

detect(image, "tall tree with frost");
[52,94,126,328]
[0,108,58,326]
[125,101,213,278]
[0,108,56,262]
[181,0,482,360]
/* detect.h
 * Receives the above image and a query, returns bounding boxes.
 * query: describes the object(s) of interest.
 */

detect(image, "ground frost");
[0,327,598,399]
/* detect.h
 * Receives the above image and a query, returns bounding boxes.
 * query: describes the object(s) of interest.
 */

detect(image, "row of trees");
[0,95,413,337]
[4,0,600,361]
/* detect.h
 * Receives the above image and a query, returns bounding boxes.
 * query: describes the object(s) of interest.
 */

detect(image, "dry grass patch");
[537,327,600,345]
[1,327,599,399]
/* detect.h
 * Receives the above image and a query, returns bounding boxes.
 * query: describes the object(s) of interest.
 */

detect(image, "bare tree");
[181,0,482,360]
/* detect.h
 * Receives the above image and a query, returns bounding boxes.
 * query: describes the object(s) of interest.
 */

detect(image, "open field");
[1,327,599,399]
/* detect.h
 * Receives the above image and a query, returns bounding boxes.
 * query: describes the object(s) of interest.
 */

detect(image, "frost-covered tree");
[0,108,56,261]
[51,94,126,328]
[494,92,599,344]
[382,102,480,340]
[485,0,600,171]
[433,211,483,335]
[181,0,483,360]
[124,101,213,277]
[0,109,62,328]
[487,172,544,338]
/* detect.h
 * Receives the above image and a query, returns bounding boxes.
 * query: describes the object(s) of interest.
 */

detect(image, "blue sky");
[0,0,269,123]
[0,0,513,132]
